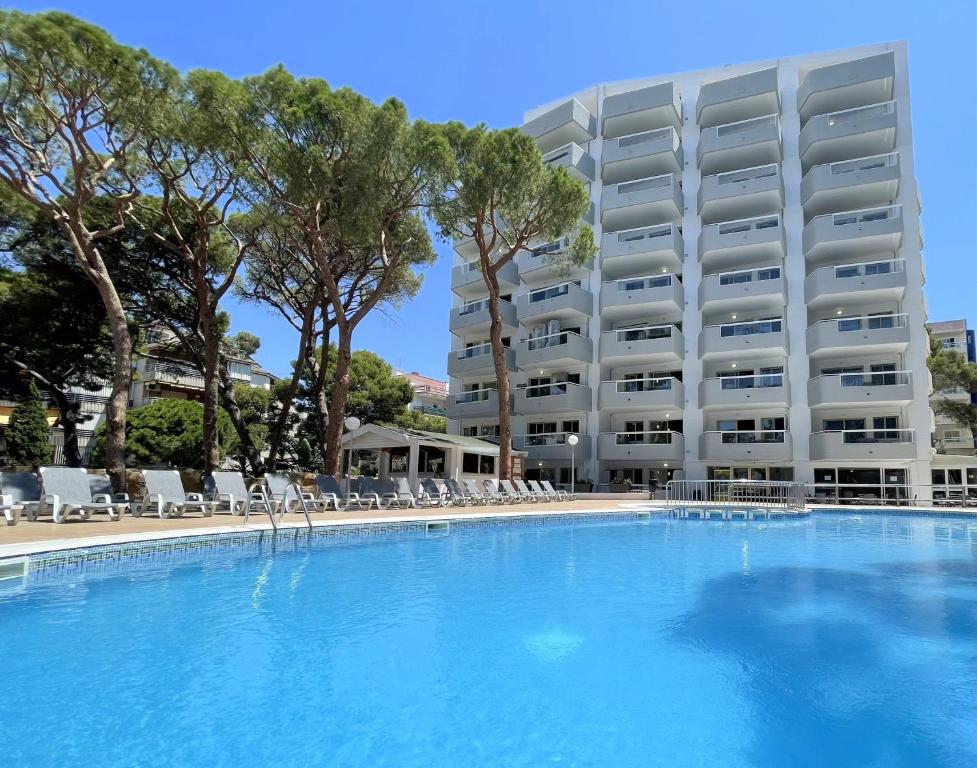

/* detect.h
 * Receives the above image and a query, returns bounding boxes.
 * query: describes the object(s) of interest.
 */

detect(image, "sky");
[10,0,977,379]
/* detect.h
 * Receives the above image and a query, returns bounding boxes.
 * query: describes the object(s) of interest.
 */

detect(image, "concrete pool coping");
[1,500,973,562]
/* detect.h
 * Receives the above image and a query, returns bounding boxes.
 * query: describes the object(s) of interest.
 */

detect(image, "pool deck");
[2,500,973,561]
[0,500,648,558]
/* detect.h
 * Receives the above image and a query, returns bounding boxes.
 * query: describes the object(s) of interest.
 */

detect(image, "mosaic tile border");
[6,510,656,588]
[814,506,977,519]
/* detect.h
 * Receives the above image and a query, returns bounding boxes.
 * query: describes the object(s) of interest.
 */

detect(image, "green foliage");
[387,410,448,433]
[928,333,977,431]
[226,332,261,359]
[89,398,236,469]
[5,381,51,466]
[295,438,313,470]
[432,124,596,269]
[227,384,273,465]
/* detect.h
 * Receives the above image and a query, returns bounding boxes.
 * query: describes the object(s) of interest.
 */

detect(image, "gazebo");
[339,424,523,491]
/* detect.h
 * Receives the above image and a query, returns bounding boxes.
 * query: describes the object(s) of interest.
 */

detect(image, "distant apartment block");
[447,42,940,500]
[395,370,449,417]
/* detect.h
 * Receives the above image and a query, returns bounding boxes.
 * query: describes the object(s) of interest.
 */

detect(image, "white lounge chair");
[542,480,573,501]
[419,478,449,507]
[355,477,388,509]
[461,479,491,504]
[499,478,529,503]
[0,471,40,525]
[444,478,475,505]
[204,471,271,517]
[514,478,543,502]
[36,467,130,523]
[527,480,555,502]
[313,475,360,510]
[391,477,440,508]
[136,469,216,518]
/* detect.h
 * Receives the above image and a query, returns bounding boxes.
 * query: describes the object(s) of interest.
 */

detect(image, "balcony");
[449,298,518,336]
[798,101,897,170]
[807,371,914,408]
[600,274,683,321]
[600,324,684,365]
[451,258,519,298]
[600,223,683,278]
[598,377,684,411]
[698,163,783,224]
[516,331,593,370]
[798,52,895,123]
[447,343,515,377]
[445,388,504,420]
[698,373,790,409]
[517,239,593,286]
[804,259,907,308]
[597,431,684,462]
[806,314,910,358]
[514,382,592,415]
[602,82,681,138]
[143,369,205,391]
[601,127,682,184]
[810,429,916,461]
[801,153,900,218]
[699,319,787,360]
[698,214,785,270]
[700,430,792,462]
[513,432,591,462]
[803,205,903,263]
[516,282,593,324]
[699,266,785,313]
[601,173,682,232]
[697,114,782,176]
[522,98,597,155]
[697,67,780,128]
[542,142,595,184]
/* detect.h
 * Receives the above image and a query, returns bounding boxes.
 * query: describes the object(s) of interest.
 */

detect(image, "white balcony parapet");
[707,317,783,337]
[605,376,677,393]
[616,172,673,195]
[706,429,788,444]
[824,100,895,127]
[808,312,909,334]
[825,151,898,177]
[604,430,681,446]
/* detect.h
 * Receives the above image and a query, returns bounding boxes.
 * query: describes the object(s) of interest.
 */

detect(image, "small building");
[340,423,525,490]
[394,370,448,417]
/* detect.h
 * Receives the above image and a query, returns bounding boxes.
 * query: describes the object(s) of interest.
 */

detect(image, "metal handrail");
[712,212,781,234]
[243,481,276,531]
[666,479,806,511]
[278,481,313,530]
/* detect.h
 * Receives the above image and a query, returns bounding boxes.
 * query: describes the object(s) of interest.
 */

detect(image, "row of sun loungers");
[0,468,578,525]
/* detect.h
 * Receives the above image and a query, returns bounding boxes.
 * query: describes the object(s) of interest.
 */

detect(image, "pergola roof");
[340,423,520,456]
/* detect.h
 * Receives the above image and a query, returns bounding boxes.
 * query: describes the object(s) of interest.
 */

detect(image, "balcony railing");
[713,162,779,186]
[816,428,915,445]
[714,318,783,337]
[521,330,589,351]
[830,204,901,227]
[831,257,905,280]
[716,266,781,286]
[825,100,895,127]
[717,213,781,237]
[610,376,675,393]
[613,324,675,342]
[610,223,674,246]
[821,371,911,388]
[712,373,784,390]
[527,281,576,304]
[521,381,585,399]
[715,113,779,138]
[613,126,675,150]
[518,432,576,447]
[610,431,679,445]
[456,342,493,360]
[816,313,908,334]
[609,274,674,292]
[827,151,898,176]
[453,388,494,404]
[715,429,787,444]
[616,173,672,195]
[458,298,490,316]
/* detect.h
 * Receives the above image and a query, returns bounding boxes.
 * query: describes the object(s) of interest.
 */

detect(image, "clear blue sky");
[11,0,977,378]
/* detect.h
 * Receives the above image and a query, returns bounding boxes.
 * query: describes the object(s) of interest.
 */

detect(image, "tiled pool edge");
[0,508,662,587]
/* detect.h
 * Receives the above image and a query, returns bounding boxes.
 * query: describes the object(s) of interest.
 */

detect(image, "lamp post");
[344,416,361,494]
[567,434,579,493]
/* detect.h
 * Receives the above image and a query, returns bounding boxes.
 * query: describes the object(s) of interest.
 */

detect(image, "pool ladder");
[243,482,313,532]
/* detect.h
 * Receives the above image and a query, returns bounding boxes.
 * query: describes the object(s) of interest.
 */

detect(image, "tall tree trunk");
[266,300,318,467]
[55,221,131,492]
[218,365,263,475]
[51,389,83,468]
[485,268,512,480]
[199,310,222,474]
[322,326,352,476]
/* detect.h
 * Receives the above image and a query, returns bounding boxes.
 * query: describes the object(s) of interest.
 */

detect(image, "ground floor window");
[462,452,495,475]
[708,466,793,481]
[812,467,911,503]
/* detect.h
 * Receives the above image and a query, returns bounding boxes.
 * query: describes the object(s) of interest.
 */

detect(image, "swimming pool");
[1,513,974,767]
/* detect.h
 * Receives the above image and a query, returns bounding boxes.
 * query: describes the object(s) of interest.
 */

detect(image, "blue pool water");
[1,514,974,767]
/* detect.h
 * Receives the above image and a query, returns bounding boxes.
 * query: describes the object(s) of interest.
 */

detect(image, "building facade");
[447,42,935,499]
[394,370,449,417]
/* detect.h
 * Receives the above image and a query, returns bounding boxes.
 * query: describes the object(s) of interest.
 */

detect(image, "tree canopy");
[928,334,977,433]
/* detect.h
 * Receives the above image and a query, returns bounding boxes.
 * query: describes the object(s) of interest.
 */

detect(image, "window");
[719,271,752,286]
[836,265,861,279]
[462,452,495,474]
[838,317,861,332]
[867,313,895,330]
[756,267,780,281]
[865,261,892,275]
[418,446,446,475]
[931,469,946,485]
[814,468,836,483]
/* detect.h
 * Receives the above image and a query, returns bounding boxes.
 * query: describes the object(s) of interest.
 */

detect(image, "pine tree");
[6,381,51,466]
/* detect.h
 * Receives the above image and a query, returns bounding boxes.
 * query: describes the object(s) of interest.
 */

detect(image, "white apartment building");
[446,42,933,500]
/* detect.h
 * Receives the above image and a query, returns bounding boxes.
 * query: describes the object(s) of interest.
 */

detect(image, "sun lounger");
[499,478,529,503]
[542,480,572,501]
[313,475,362,510]
[204,471,271,516]
[0,471,41,525]
[420,478,449,507]
[391,477,440,508]
[355,477,388,509]
[513,478,543,502]
[444,478,475,505]
[527,480,555,502]
[136,469,216,518]
[36,467,130,523]
[379,478,415,508]
[459,478,490,504]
